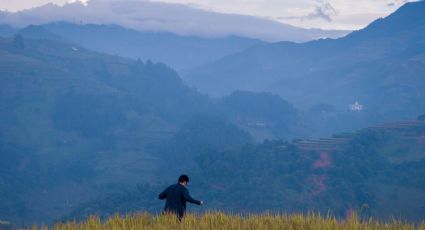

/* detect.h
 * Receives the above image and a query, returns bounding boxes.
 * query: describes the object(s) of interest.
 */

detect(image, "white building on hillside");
[350,101,363,111]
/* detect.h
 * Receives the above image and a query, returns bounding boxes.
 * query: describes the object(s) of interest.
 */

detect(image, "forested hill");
[0,34,213,223]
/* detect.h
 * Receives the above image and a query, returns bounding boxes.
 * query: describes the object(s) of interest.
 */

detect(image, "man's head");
[178,174,189,186]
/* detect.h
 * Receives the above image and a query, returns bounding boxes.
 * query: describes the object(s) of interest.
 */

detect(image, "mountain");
[0,0,348,42]
[186,1,425,122]
[18,22,265,73]
[0,24,17,37]
[17,24,66,41]
[218,91,299,140]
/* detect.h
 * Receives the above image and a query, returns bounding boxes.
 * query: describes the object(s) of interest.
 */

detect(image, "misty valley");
[0,0,425,228]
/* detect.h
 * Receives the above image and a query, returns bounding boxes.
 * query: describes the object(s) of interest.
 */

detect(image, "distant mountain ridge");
[14,22,265,73]
[186,1,425,122]
[17,24,66,41]
[0,24,17,37]
[0,0,348,42]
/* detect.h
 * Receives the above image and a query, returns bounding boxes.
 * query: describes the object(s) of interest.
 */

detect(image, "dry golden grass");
[31,212,425,230]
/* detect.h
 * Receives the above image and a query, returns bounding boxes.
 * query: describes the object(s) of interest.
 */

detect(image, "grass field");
[30,212,425,230]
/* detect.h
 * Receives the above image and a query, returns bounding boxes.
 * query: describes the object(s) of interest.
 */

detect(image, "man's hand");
[200,201,204,205]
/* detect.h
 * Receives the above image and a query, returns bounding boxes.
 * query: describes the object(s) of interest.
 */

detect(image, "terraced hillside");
[295,120,425,151]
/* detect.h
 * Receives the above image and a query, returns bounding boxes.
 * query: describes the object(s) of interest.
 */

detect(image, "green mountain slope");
[0,34,213,223]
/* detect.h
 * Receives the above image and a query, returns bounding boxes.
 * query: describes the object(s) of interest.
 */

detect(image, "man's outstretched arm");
[158,188,168,200]
[183,188,202,205]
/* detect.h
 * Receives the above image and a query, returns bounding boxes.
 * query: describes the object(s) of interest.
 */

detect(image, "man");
[158,174,203,220]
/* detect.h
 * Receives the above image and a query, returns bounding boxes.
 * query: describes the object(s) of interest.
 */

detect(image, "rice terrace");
[28,213,425,230]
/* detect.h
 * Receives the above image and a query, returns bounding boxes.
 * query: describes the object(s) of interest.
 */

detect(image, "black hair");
[178,174,189,183]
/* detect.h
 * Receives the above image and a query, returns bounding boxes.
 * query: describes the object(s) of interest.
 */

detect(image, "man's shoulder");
[168,183,181,190]
[169,183,187,192]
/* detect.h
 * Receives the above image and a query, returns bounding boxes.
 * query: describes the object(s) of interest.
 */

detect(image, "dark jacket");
[158,183,201,219]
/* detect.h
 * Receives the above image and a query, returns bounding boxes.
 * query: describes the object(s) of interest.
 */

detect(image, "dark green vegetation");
[196,123,425,221]
[186,1,425,123]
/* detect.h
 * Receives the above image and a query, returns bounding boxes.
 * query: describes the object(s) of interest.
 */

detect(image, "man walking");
[158,174,203,220]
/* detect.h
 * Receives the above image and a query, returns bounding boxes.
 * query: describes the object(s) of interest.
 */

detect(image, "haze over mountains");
[0,0,348,42]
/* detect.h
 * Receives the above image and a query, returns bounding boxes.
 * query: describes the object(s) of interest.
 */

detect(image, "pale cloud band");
[0,0,417,30]
[149,0,416,30]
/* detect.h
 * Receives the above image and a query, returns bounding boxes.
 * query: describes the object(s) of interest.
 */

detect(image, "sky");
[0,0,417,30]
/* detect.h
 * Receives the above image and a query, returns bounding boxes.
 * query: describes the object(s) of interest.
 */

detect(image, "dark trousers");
[162,209,184,221]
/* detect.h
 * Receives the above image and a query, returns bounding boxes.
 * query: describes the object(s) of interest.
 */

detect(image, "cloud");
[68,0,88,5]
[276,0,338,23]
[306,1,338,22]
[1,0,418,31]
[386,0,410,7]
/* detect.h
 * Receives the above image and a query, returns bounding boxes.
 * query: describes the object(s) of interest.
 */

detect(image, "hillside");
[195,119,425,221]
[186,1,425,122]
